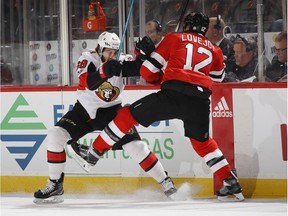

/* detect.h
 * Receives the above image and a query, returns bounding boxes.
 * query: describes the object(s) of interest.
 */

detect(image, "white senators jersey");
[141,32,225,90]
[76,50,133,119]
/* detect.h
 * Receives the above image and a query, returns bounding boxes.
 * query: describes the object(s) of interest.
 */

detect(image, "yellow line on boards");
[1,176,287,198]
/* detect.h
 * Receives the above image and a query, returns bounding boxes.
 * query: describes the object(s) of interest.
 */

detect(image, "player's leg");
[69,95,154,165]
[68,124,178,199]
[67,140,100,172]
[68,136,178,199]
[89,91,175,157]
[67,93,178,198]
[122,139,177,198]
[34,102,92,204]
[33,126,69,204]
[190,137,244,201]
[67,104,123,172]
[183,96,244,201]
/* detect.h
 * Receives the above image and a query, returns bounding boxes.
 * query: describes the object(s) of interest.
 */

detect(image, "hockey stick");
[175,0,190,32]
[116,0,135,60]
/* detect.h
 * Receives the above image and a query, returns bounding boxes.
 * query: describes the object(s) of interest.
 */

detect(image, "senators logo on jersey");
[96,81,120,102]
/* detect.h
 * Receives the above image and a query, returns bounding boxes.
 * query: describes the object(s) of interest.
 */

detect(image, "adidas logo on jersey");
[212,96,233,118]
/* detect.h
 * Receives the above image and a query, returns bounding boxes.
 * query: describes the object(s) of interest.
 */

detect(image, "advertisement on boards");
[1,87,286,181]
[0,90,207,178]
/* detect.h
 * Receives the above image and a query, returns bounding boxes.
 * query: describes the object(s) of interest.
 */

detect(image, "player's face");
[102,48,118,62]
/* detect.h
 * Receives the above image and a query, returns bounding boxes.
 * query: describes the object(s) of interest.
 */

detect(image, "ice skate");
[160,176,178,200]
[33,172,64,204]
[216,170,245,202]
[67,142,99,172]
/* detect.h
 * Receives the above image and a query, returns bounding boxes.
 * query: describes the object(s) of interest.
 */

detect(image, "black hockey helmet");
[183,11,209,36]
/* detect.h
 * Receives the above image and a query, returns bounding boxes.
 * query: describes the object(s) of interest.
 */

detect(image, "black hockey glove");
[135,36,155,59]
[98,60,122,78]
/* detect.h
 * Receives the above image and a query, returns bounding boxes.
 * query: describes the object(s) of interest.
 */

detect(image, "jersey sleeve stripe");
[209,68,225,82]
[142,60,160,73]
[142,51,165,74]
[150,52,165,65]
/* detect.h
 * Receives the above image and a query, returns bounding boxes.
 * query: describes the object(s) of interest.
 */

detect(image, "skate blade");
[33,196,64,204]
[66,145,92,173]
[217,192,245,202]
[167,192,177,201]
[167,183,195,201]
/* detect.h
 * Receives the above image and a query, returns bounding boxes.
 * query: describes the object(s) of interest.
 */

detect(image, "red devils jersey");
[141,32,225,90]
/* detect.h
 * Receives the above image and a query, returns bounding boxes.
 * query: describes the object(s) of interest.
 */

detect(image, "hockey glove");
[135,37,142,54]
[135,36,155,60]
[98,60,122,79]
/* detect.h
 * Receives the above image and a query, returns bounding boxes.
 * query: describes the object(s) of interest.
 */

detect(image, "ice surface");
[1,186,287,216]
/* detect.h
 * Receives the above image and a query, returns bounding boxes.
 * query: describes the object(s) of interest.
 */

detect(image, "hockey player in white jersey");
[33,32,177,204]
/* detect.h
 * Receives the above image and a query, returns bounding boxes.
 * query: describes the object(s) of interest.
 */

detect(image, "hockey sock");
[93,106,138,153]
[47,150,66,180]
[190,137,231,180]
[123,140,167,183]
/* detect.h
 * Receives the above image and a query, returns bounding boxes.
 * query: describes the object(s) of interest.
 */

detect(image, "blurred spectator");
[132,20,163,85]
[265,31,287,82]
[224,34,270,82]
[268,19,284,32]
[145,20,163,46]
[1,58,14,85]
[206,15,235,72]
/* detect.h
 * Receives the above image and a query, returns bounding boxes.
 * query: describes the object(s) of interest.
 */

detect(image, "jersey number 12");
[183,44,212,74]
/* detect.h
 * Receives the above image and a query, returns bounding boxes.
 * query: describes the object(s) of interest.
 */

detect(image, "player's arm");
[209,47,226,83]
[140,34,173,84]
[140,54,164,84]
[121,57,142,77]
[86,62,106,90]
[87,60,122,90]
[122,36,156,77]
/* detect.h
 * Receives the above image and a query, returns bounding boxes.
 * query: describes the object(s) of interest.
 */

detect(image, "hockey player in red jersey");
[76,12,245,202]
[33,32,177,204]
